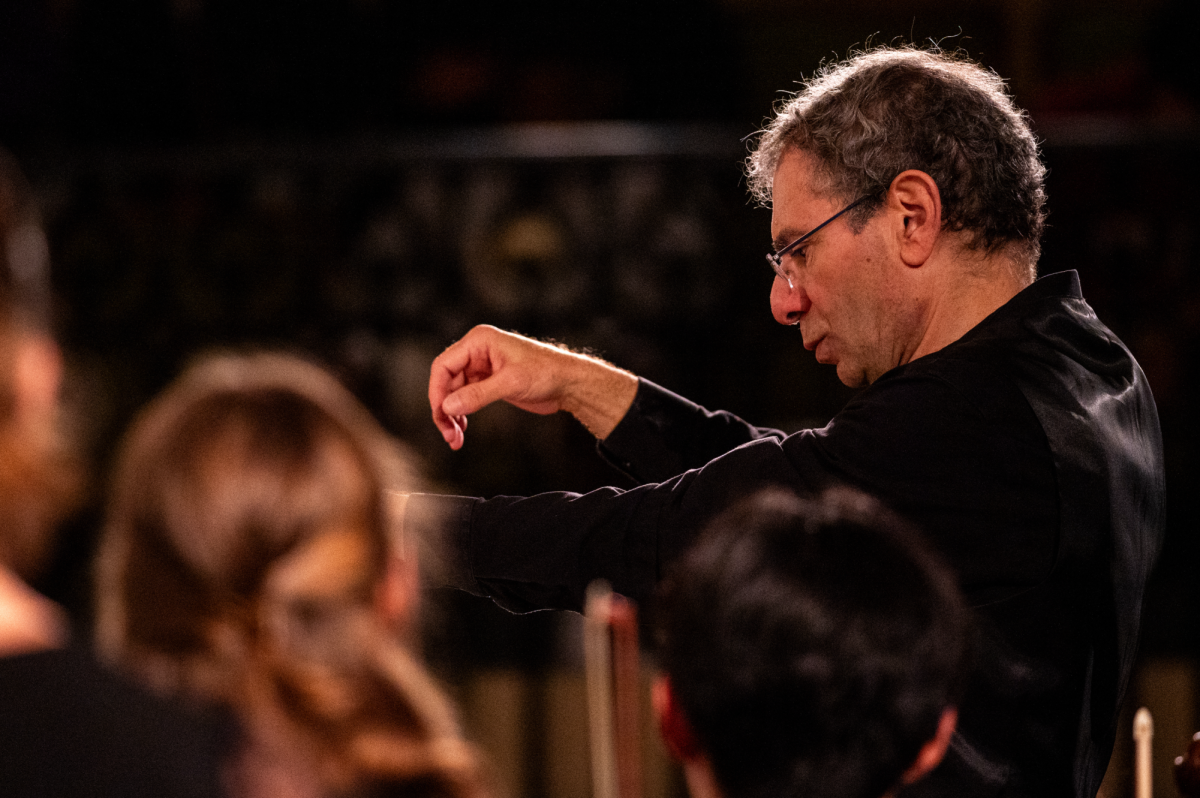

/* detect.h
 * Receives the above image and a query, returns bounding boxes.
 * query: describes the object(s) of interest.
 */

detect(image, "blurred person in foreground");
[1,148,224,795]
[95,352,491,798]
[407,46,1166,797]
[653,488,970,798]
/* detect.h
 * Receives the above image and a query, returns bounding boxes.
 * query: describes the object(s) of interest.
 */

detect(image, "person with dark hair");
[1,147,225,796]
[95,352,492,798]
[654,488,969,798]
[405,46,1165,797]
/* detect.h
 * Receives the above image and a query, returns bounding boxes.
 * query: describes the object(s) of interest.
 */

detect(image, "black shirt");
[0,645,228,797]
[411,271,1165,798]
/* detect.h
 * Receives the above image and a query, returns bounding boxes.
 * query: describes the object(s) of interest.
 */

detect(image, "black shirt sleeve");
[597,378,787,483]
[411,365,1057,614]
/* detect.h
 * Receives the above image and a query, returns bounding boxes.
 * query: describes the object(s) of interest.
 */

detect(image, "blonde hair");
[96,352,489,798]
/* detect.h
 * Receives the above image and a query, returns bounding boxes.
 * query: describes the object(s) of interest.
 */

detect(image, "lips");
[808,334,835,364]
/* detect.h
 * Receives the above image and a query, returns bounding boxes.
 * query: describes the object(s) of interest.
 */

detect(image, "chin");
[835,363,869,388]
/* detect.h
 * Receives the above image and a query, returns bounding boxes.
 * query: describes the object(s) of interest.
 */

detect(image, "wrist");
[561,356,638,439]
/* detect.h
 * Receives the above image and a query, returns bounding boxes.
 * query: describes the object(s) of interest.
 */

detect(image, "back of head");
[657,488,970,798]
[1,146,78,579]
[96,352,487,798]
[747,46,1046,279]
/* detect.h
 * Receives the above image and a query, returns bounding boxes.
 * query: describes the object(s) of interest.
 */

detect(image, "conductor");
[406,47,1165,797]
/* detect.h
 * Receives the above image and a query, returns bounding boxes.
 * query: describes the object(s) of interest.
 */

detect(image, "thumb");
[442,372,518,417]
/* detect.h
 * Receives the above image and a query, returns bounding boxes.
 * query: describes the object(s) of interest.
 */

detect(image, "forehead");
[770,149,837,236]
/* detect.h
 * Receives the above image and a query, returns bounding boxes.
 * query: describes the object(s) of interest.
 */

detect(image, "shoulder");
[839,351,1043,448]
[0,647,229,797]
[788,349,1055,511]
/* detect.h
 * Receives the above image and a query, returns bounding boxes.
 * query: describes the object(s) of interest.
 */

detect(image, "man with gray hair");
[406,47,1165,797]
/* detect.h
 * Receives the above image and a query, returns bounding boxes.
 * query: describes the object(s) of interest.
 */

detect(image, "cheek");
[846,240,893,303]
[826,265,886,340]
[807,265,850,319]
[809,231,885,324]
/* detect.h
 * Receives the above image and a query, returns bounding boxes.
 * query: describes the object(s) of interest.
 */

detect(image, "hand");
[428,325,638,450]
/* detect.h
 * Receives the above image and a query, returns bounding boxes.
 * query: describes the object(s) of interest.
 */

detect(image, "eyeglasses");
[766,191,880,289]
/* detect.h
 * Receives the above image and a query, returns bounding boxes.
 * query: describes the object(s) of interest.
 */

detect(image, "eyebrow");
[771,227,809,253]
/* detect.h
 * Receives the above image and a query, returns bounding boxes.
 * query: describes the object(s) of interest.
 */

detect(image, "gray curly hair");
[747,47,1046,278]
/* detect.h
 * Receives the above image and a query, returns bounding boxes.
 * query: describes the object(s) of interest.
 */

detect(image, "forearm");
[407,433,808,613]
[406,486,661,613]
[600,379,789,483]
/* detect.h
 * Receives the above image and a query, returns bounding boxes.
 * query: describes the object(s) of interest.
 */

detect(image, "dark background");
[3,0,1198,793]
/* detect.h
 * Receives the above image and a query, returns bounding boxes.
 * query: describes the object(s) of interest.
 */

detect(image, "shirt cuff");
[405,493,481,594]
[598,377,703,482]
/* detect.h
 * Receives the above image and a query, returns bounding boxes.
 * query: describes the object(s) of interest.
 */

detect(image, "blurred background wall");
[3,1,1198,795]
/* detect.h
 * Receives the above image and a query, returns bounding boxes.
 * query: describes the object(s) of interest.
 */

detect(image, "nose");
[770,274,810,325]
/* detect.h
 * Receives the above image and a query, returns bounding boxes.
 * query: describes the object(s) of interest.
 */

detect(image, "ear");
[652,675,703,763]
[900,706,958,785]
[887,170,943,268]
[374,552,418,633]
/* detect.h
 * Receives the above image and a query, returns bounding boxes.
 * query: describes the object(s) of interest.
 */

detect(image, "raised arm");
[429,325,639,450]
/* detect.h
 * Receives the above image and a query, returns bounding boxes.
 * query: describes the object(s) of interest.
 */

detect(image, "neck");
[0,564,67,657]
[908,251,1028,364]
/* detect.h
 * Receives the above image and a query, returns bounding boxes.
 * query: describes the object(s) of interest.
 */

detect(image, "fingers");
[443,414,466,451]
[441,368,524,418]
[427,324,574,448]
[429,325,514,448]
[432,400,468,450]
[431,402,464,450]
[429,338,477,447]
[430,385,462,448]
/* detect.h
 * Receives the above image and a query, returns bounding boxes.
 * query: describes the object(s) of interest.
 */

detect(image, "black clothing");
[0,645,228,797]
[412,270,1165,798]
